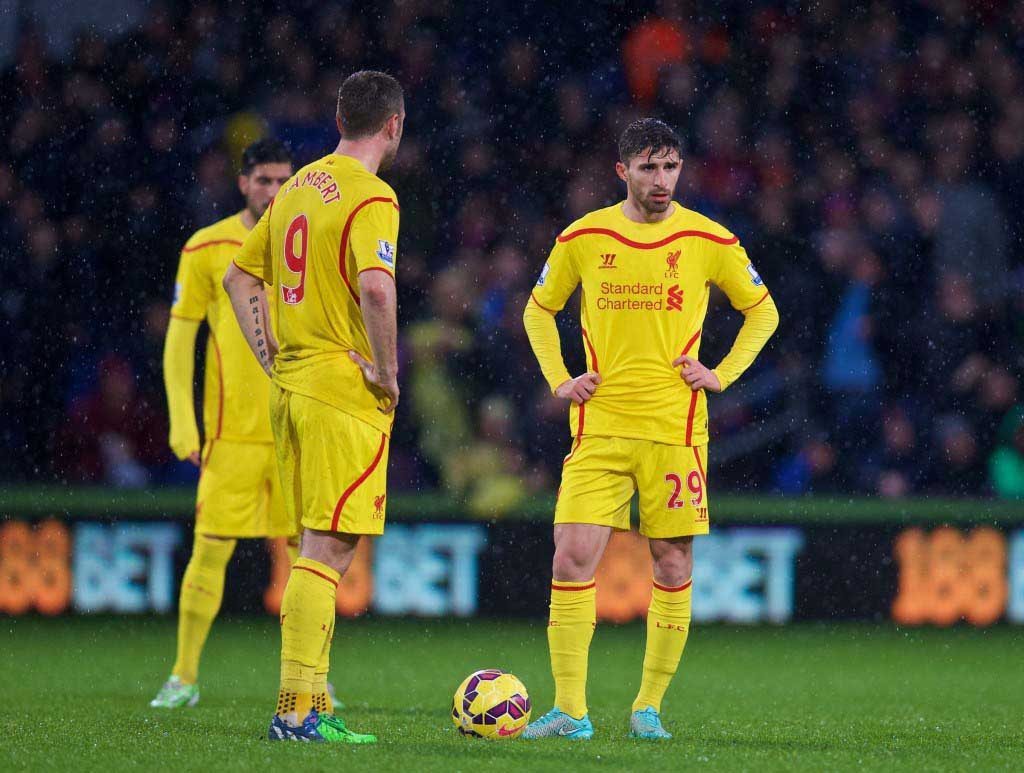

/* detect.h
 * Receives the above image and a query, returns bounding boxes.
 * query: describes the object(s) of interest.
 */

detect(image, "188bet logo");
[452,669,531,740]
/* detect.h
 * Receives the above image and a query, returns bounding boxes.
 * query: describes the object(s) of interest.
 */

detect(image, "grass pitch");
[2,617,1022,771]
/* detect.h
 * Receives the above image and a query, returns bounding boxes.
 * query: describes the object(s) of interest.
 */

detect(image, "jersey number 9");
[282,214,308,305]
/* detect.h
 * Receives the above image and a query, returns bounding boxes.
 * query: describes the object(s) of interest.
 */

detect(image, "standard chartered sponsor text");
[597,281,665,311]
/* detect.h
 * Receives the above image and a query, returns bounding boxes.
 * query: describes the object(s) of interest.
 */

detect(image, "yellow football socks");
[548,579,597,719]
[312,609,335,715]
[632,580,693,713]
[171,534,236,684]
[277,557,340,723]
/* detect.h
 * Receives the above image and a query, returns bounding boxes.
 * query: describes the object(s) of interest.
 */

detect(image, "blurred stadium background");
[2,1,1023,769]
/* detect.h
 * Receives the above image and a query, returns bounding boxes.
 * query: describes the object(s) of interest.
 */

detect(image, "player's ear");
[615,161,628,182]
[336,113,344,136]
[237,174,249,197]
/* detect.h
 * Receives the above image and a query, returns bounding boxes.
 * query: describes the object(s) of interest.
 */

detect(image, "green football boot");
[149,676,200,708]
[268,710,376,744]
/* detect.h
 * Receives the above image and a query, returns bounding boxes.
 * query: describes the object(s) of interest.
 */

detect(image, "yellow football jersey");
[233,154,400,436]
[171,212,273,442]
[531,202,770,447]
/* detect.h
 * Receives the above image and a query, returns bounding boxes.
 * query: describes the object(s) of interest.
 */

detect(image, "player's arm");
[345,197,401,413]
[222,204,278,375]
[675,237,779,392]
[163,246,214,465]
[163,317,202,465]
[522,238,601,404]
[350,272,400,413]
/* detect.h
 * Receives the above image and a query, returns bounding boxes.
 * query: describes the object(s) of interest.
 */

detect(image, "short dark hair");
[240,138,293,174]
[336,70,404,140]
[618,118,682,164]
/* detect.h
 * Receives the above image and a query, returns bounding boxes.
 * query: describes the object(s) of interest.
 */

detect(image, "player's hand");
[673,355,722,392]
[554,372,602,405]
[349,350,400,414]
[169,429,201,466]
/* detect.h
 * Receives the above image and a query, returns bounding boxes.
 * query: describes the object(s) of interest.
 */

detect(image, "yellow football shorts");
[196,439,297,538]
[555,435,710,539]
[270,384,390,535]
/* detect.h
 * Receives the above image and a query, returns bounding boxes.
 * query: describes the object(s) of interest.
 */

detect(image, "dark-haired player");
[522,118,779,740]
[151,139,296,709]
[224,70,403,743]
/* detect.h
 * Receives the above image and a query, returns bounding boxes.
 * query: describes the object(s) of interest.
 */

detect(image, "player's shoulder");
[555,204,622,242]
[181,213,246,254]
[675,205,739,245]
[347,168,398,209]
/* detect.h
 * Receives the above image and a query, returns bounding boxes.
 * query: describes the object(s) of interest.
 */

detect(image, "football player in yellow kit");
[522,119,779,740]
[150,140,296,709]
[223,71,403,744]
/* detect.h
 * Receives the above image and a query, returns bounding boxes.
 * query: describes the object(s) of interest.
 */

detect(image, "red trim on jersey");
[563,434,583,465]
[563,402,586,464]
[330,433,388,531]
[183,239,243,253]
[680,328,702,356]
[230,260,265,283]
[357,267,396,283]
[551,581,596,592]
[338,197,400,306]
[556,228,738,249]
[739,290,771,312]
[208,328,224,439]
[693,446,707,491]
[529,292,558,314]
[684,390,699,446]
[581,327,599,372]
[294,564,339,588]
[653,579,693,593]
[169,312,203,322]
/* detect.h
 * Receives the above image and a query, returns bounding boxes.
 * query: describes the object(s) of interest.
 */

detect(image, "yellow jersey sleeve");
[171,244,213,321]
[708,236,770,311]
[349,197,399,279]
[234,202,274,284]
[531,235,580,312]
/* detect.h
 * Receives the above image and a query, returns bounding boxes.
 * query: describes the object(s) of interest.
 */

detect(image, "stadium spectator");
[53,355,168,486]
[990,405,1024,499]
[0,2,1021,501]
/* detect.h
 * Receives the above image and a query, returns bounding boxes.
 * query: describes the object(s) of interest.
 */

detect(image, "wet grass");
[3,617,1022,771]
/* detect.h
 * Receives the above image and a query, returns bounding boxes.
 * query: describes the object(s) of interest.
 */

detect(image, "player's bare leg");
[523,523,611,740]
[631,536,694,740]
[269,529,375,743]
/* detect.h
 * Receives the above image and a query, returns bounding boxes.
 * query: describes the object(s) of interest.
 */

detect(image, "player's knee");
[551,544,597,582]
[650,538,693,586]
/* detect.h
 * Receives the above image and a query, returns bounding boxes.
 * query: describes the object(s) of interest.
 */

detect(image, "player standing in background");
[150,139,296,709]
[521,119,779,740]
[223,71,403,744]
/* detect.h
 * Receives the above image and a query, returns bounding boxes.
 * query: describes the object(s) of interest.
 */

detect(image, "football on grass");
[451,669,531,739]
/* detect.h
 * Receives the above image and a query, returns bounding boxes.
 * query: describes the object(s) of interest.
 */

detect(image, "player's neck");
[621,198,675,224]
[334,139,382,175]
[239,209,257,230]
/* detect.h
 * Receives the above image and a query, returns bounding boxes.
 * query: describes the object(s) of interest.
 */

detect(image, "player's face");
[616,148,682,215]
[239,162,293,219]
[379,110,405,172]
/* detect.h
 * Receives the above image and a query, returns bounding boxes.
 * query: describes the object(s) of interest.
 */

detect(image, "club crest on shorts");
[376,240,395,268]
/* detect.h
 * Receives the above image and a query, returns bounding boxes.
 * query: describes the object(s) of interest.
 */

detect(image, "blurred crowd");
[2,0,1023,506]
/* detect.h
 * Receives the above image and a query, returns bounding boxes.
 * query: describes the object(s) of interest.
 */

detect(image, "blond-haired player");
[223,70,403,744]
[150,139,296,709]
[522,118,779,740]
